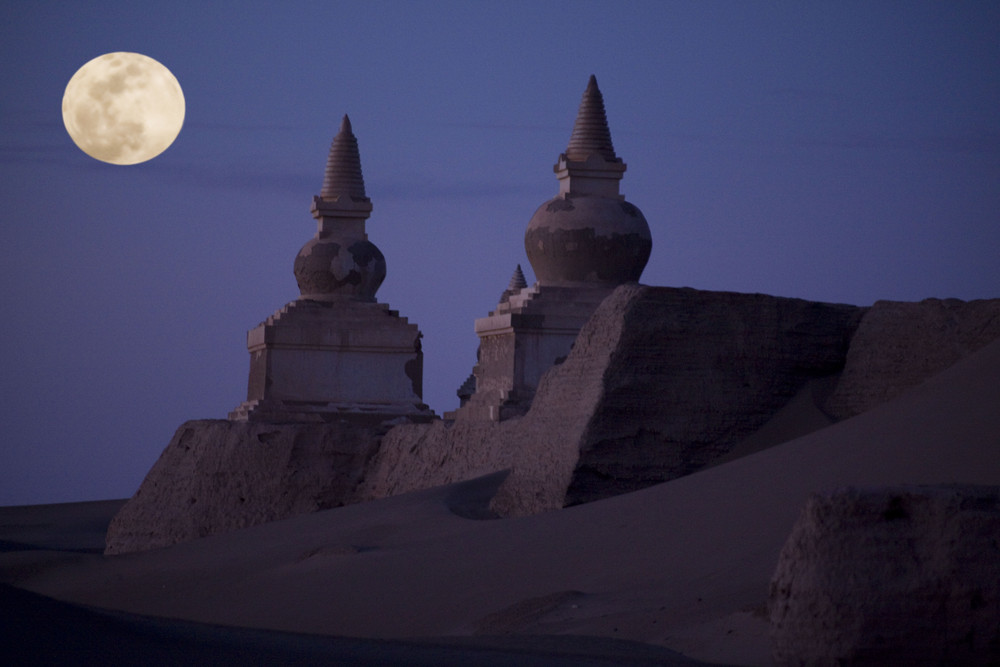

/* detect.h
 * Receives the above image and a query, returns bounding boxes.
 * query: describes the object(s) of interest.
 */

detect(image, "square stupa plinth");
[229,299,430,423]
[456,283,615,422]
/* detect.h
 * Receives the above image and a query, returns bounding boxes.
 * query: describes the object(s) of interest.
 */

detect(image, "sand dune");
[0,584,711,666]
[3,338,999,666]
[0,500,125,554]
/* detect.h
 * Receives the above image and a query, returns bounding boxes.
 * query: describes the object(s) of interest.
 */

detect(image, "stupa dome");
[524,76,651,287]
[294,236,386,301]
[526,196,651,285]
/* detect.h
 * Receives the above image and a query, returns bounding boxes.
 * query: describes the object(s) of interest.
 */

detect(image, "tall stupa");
[455,76,652,421]
[230,116,434,423]
[525,74,652,286]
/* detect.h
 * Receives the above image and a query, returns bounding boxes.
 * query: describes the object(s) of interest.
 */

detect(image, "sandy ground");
[3,338,999,666]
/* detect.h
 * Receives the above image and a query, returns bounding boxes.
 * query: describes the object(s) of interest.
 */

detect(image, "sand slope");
[3,337,999,666]
[0,500,125,554]
[0,584,710,666]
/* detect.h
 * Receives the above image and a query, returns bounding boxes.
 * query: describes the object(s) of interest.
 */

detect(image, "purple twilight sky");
[2,1,998,506]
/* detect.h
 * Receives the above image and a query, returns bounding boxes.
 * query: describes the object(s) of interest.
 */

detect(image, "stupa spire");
[552,76,627,200]
[508,264,528,291]
[320,114,367,201]
[301,116,384,301]
[498,264,528,304]
[564,75,618,163]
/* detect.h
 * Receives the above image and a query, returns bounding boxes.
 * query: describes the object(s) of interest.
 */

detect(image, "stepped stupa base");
[454,282,616,422]
[228,398,435,425]
[229,298,434,424]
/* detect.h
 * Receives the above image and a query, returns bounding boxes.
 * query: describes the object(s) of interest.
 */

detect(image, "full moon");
[62,52,185,165]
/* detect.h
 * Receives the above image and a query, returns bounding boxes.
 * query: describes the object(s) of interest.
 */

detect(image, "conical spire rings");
[508,264,528,291]
[565,75,619,163]
[320,114,368,201]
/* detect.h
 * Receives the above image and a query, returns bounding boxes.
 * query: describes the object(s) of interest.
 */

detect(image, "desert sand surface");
[0,499,125,554]
[3,338,999,666]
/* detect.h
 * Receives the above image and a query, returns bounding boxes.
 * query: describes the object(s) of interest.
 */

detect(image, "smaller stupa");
[230,116,433,423]
[456,76,651,422]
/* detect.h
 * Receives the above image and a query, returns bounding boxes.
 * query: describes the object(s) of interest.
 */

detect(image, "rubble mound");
[105,419,385,554]
[364,284,865,515]
[825,298,1000,419]
[769,485,1000,666]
